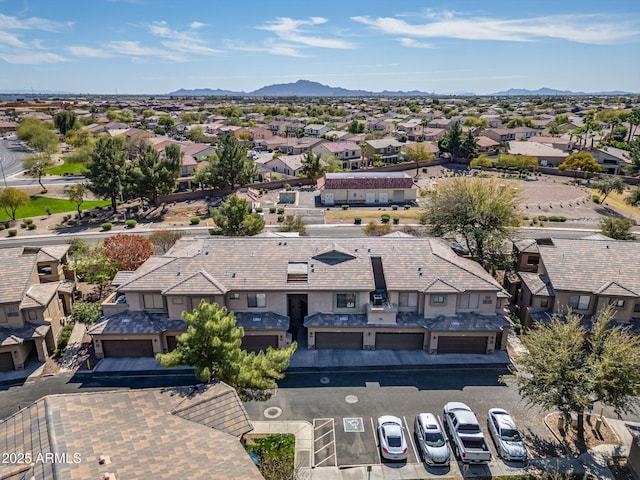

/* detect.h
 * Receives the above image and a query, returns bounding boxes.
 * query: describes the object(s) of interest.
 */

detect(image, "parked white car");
[414,413,450,466]
[377,415,408,461]
[487,408,528,462]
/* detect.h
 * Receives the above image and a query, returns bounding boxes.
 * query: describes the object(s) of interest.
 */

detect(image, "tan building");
[0,383,261,480]
[513,238,640,328]
[93,236,511,358]
[318,172,417,205]
[362,138,403,164]
[0,246,75,371]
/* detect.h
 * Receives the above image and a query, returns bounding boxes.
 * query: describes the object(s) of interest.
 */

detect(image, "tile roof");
[317,141,361,153]
[0,247,38,304]
[0,323,50,347]
[36,245,70,262]
[538,238,640,295]
[425,313,511,332]
[20,282,60,309]
[322,172,414,190]
[507,141,568,158]
[162,269,228,295]
[0,386,261,480]
[234,311,290,330]
[88,311,187,335]
[519,272,555,296]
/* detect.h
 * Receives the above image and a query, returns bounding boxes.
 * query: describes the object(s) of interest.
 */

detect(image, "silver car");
[487,408,528,462]
[414,413,450,466]
[377,415,408,461]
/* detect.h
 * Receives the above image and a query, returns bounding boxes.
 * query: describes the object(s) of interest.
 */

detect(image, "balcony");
[366,301,397,325]
[101,292,129,317]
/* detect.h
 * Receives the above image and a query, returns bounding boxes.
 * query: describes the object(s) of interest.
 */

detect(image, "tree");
[437,122,463,158]
[600,216,636,240]
[301,151,323,177]
[591,175,626,204]
[403,143,434,175]
[72,243,118,298]
[624,138,640,176]
[626,187,640,207]
[278,214,308,236]
[347,120,365,134]
[459,130,478,160]
[558,152,602,175]
[22,154,54,191]
[0,187,29,220]
[66,183,87,217]
[511,307,640,446]
[85,136,128,212]
[216,134,256,188]
[149,229,183,254]
[104,234,155,271]
[130,144,181,205]
[626,107,640,143]
[156,301,297,400]
[71,302,103,325]
[210,194,265,236]
[423,177,521,268]
[54,110,77,138]
[16,118,58,157]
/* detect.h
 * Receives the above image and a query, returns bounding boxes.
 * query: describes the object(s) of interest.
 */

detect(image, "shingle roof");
[538,238,640,295]
[118,237,506,296]
[0,385,261,480]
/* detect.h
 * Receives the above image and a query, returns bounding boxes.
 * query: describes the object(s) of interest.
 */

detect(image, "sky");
[0,0,639,95]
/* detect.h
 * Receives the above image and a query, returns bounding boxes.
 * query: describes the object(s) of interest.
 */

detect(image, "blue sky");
[0,0,639,94]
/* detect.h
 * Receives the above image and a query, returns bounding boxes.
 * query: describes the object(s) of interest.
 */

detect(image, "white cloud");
[0,13,71,32]
[351,12,640,45]
[0,51,68,64]
[145,20,222,56]
[398,38,434,49]
[0,29,25,48]
[107,41,185,61]
[258,17,354,50]
[68,46,113,58]
[190,21,206,30]
[225,38,305,57]
[0,13,72,65]
[160,40,222,55]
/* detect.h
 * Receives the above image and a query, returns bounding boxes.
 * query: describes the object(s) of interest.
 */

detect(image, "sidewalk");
[59,322,87,372]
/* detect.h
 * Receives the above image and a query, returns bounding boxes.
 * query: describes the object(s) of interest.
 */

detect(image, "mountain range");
[168,80,634,97]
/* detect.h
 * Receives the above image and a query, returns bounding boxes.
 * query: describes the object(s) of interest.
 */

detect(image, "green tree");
[459,130,478,160]
[558,152,602,175]
[511,307,640,446]
[469,155,494,169]
[0,187,29,220]
[322,155,343,173]
[85,136,128,212]
[591,175,626,204]
[66,183,87,217]
[301,151,323,177]
[156,301,296,400]
[130,144,181,205]
[54,110,77,138]
[437,122,463,158]
[600,216,636,240]
[71,302,103,325]
[210,194,265,236]
[215,134,257,188]
[626,108,640,143]
[23,154,55,191]
[626,188,640,207]
[72,243,118,298]
[158,115,175,133]
[347,120,365,134]
[403,143,435,175]
[624,138,640,176]
[16,117,58,157]
[423,177,521,267]
[278,214,308,236]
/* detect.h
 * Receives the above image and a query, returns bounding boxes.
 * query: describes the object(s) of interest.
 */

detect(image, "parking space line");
[315,429,333,442]
[370,417,382,464]
[313,418,337,468]
[403,415,419,463]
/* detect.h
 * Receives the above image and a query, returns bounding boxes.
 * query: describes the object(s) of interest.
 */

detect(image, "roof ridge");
[117,256,177,289]
[44,396,64,479]
[423,277,461,292]
[430,244,502,291]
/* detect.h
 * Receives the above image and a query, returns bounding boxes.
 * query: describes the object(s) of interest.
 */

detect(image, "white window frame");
[336,293,357,309]
[247,293,266,308]
[611,298,626,308]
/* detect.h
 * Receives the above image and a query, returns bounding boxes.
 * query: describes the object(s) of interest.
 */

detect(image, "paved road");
[0,137,30,182]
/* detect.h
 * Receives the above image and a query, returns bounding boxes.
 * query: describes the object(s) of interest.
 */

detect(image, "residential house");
[527,136,575,153]
[409,127,446,142]
[362,138,403,164]
[513,238,640,329]
[482,128,517,146]
[94,237,511,357]
[0,384,261,480]
[318,172,417,205]
[506,141,568,167]
[262,154,305,176]
[279,137,323,155]
[303,123,331,137]
[0,246,75,371]
[513,126,538,140]
[312,141,363,170]
[476,136,501,154]
[591,146,630,175]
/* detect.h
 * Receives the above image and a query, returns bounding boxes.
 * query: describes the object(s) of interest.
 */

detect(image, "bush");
[71,302,104,325]
[422,167,428,173]
[190,216,201,225]
[45,206,52,215]
[269,207,276,213]
[24,218,33,225]
[392,205,398,210]
[404,205,410,210]
[277,207,285,214]
[255,207,263,213]
[592,195,600,203]
[8,229,17,237]
[538,215,548,221]
[101,222,113,231]
[20,223,27,229]
[380,214,391,224]
[393,217,400,225]
[548,216,567,222]
[342,204,349,210]
[354,217,362,224]
[277,215,284,222]
[54,323,75,356]
[126,219,137,228]
[27,223,36,230]
[0,224,4,231]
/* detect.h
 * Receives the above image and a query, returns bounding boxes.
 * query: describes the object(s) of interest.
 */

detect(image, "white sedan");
[487,408,528,462]
[377,415,408,461]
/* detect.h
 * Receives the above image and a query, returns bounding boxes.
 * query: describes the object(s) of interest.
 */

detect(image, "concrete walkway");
[59,322,87,372]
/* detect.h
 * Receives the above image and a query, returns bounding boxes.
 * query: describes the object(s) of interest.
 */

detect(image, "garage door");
[0,352,15,371]
[101,339,154,358]
[315,332,363,350]
[437,336,487,354]
[242,335,279,352]
[375,333,424,350]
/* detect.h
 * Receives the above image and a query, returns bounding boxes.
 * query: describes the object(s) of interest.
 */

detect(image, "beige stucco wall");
[595,296,635,322]
[424,294,456,317]
[1,302,23,328]
[0,342,35,370]
[554,291,595,315]
[321,189,414,204]
[43,297,65,341]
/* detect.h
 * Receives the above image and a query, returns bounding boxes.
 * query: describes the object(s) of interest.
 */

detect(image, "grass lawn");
[325,206,423,224]
[44,158,88,176]
[589,188,640,217]
[0,196,110,221]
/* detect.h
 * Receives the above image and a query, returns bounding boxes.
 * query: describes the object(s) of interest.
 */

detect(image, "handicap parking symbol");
[343,417,364,432]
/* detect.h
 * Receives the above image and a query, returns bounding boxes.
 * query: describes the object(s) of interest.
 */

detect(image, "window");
[635,302,640,313]
[336,293,356,309]
[171,297,184,305]
[610,299,626,308]
[459,294,479,309]
[540,298,549,308]
[526,255,540,266]
[28,310,38,320]
[430,295,446,306]
[143,294,165,310]
[399,292,418,308]
[569,295,590,310]
[247,293,266,308]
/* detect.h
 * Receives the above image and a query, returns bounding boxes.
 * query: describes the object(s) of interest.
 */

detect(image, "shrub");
[354,217,362,224]
[380,214,391,224]
[190,216,201,225]
[27,223,36,230]
[548,216,567,222]
[45,206,52,215]
[342,204,349,210]
[20,223,27,229]
[592,195,600,203]
[277,207,285,214]
[269,207,276,213]
[71,302,104,325]
[538,215,548,221]
[24,218,33,225]
[126,219,137,228]
[0,224,4,231]
[8,229,17,237]
[404,205,410,210]
[422,167,428,173]
[54,323,75,356]
[101,222,113,231]
[392,205,398,211]
[255,207,263,213]
[393,217,400,225]
[277,215,284,222]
